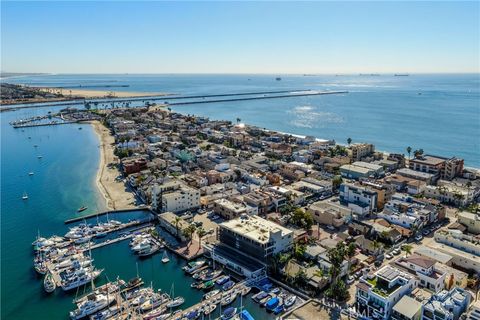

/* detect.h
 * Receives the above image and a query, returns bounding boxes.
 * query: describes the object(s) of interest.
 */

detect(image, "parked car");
[326,225,336,231]
[392,248,401,255]
[415,234,423,242]
[385,253,393,260]
[211,215,220,220]
[207,228,215,234]
[374,260,382,267]
[347,276,355,284]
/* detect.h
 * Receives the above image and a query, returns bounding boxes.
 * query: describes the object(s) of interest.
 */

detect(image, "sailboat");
[22,192,29,200]
[166,283,184,308]
[161,250,170,263]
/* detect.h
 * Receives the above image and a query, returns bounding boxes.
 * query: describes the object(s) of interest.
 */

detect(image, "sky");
[1,1,479,74]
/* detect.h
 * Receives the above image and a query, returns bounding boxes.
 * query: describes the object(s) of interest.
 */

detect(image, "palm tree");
[183,224,196,244]
[406,146,412,159]
[174,216,181,237]
[196,227,207,251]
[347,137,352,146]
[402,244,412,258]
[236,117,241,124]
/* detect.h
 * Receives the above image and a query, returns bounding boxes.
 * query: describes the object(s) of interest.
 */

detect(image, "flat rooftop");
[411,155,446,166]
[220,215,292,244]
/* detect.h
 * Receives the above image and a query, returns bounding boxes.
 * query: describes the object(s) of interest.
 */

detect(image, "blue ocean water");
[7,73,480,166]
[1,74,478,319]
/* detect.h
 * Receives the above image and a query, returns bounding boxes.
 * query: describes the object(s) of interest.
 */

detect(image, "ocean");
[5,73,480,167]
[1,74,479,319]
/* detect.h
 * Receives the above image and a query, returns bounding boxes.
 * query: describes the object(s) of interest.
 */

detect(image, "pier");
[64,207,153,224]
[1,89,348,112]
[168,90,348,106]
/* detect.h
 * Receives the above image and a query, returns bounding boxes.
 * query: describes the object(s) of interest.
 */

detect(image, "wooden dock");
[64,207,153,224]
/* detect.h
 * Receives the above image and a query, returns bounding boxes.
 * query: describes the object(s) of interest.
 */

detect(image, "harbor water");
[1,74,479,319]
[1,105,274,319]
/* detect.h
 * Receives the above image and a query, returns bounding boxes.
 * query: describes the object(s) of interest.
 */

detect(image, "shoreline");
[90,120,138,211]
[37,86,169,99]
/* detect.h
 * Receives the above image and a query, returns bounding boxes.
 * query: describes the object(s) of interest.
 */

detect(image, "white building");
[458,211,480,235]
[434,229,480,256]
[355,266,418,320]
[218,215,293,261]
[340,182,378,216]
[393,254,446,293]
[152,181,201,213]
[422,287,471,320]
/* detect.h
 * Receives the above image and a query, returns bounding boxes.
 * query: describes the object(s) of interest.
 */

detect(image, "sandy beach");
[91,120,138,210]
[38,87,167,99]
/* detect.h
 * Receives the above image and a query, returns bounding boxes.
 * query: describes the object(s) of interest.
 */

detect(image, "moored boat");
[215,275,230,285]
[44,272,56,293]
[69,293,113,320]
[166,296,185,308]
[77,206,88,213]
[221,307,237,320]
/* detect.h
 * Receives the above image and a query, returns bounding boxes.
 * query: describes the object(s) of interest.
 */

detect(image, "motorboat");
[140,293,170,312]
[202,280,215,291]
[220,291,238,307]
[69,293,113,320]
[44,272,56,293]
[222,280,235,291]
[89,306,120,320]
[240,310,255,320]
[241,286,252,296]
[284,295,297,308]
[161,250,170,263]
[252,291,267,302]
[138,244,160,257]
[61,268,103,291]
[215,275,230,285]
[203,304,216,316]
[221,307,237,319]
[183,260,206,274]
[203,289,220,300]
[201,269,222,281]
[265,297,280,311]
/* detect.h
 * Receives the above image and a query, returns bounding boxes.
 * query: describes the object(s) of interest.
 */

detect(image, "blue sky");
[1,1,479,74]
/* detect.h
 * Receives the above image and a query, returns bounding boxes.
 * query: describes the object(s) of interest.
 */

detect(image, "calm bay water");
[0,100,272,319]
[1,74,479,319]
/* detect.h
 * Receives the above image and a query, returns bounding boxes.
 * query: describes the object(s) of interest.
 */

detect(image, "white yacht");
[69,293,113,319]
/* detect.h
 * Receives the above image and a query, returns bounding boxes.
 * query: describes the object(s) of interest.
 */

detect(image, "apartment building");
[217,215,293,261]
[350,143,375,161]
[422,287,471,320]
[340,182,378,216]
[356,266,418,320]
[212,198,257,219]
[151,181,201,213]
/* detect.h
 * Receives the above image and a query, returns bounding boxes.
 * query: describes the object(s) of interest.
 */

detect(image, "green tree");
[402,244,412,258]
[183,224,196,244]
[196,227,207,249]
[332,175,343,190]
[406,146,412,159]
